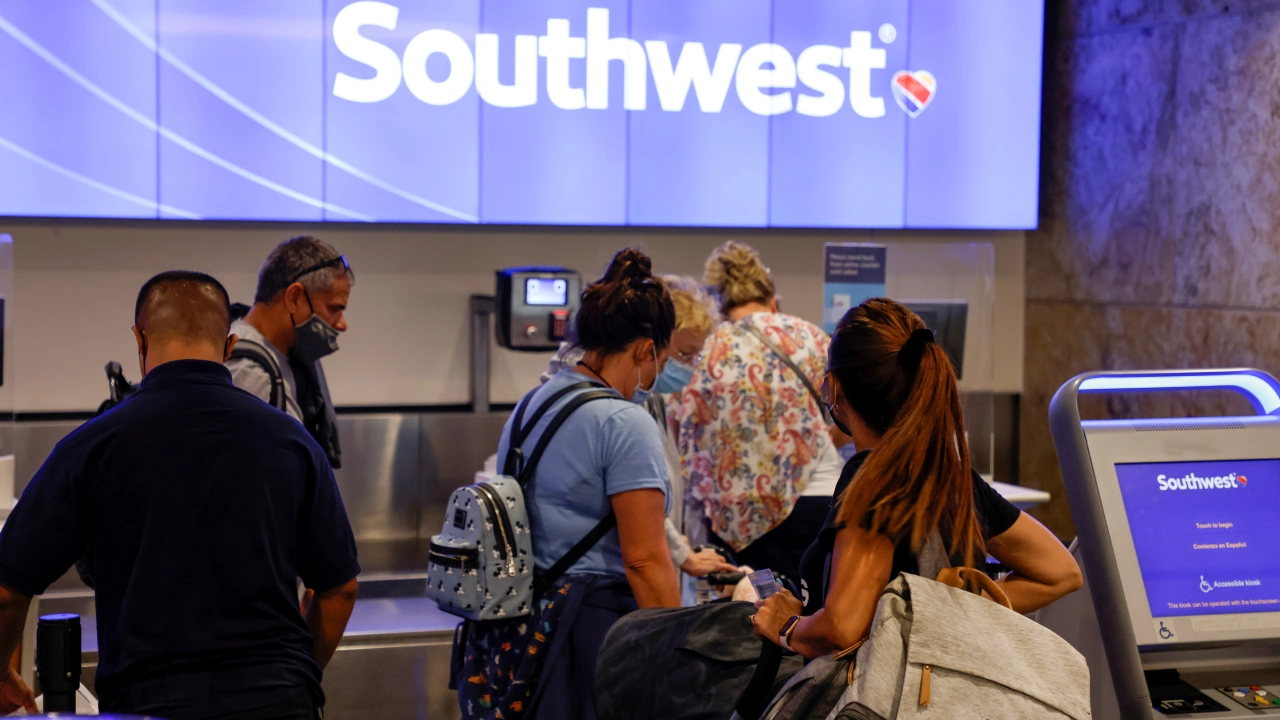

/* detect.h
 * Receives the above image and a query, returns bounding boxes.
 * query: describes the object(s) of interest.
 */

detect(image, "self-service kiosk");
[1048,369,1280,718]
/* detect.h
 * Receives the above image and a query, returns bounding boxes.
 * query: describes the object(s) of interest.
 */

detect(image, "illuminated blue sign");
[0,0,1044,228]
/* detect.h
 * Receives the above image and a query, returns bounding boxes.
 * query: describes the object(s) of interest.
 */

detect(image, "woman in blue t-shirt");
[461,248,681,720]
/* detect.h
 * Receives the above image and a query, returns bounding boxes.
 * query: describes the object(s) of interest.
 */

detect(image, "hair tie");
[898,328,935,372]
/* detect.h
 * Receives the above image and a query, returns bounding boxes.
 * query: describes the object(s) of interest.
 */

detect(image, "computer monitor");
[902,301,967,380]
[1082,415,1280,647]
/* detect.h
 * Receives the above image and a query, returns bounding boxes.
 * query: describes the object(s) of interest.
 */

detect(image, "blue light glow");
[1078,371,1280,416]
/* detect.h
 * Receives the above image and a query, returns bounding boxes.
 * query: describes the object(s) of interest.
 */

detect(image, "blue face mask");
[631,346,659,405]
[654,357,695,394]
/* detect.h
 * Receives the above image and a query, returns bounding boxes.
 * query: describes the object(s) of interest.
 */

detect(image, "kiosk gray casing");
[1050,369,1280,719]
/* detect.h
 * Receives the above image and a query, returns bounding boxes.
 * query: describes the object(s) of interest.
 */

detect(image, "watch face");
[780,616,800,635]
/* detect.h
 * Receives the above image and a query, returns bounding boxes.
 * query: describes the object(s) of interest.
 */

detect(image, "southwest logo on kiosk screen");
[331,1,930,118]
[1156,472,1247,491]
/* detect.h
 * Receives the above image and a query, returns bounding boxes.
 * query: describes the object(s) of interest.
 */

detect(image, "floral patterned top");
[677,312,833,551]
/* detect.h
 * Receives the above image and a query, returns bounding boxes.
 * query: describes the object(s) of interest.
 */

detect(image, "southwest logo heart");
[1238,475,1248,486]
[891,70,936,118]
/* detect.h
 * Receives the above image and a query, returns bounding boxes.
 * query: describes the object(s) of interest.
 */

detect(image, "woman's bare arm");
[753,526,893,658]
[987,512,1083,614]
[613,488,681,609]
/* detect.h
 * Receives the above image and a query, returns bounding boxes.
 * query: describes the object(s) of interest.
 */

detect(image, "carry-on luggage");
[745,567,1091,720]
[596,600,804,720]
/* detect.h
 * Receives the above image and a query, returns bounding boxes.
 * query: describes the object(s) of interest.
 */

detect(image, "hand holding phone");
[748,568,779,600]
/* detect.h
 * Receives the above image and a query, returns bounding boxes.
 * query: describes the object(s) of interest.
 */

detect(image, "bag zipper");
[919,665,931,707]
[429,543,479,569]
[471,484,517,576]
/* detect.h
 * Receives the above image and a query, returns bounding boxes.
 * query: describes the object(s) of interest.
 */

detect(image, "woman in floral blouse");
[678,241,844,587]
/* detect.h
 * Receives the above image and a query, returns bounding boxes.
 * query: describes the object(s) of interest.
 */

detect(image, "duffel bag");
[596,601,804,720]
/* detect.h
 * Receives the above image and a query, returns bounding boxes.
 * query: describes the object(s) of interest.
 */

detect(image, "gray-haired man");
[228,236,354,469]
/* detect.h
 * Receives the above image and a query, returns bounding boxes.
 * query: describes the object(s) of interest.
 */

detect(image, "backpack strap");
[517,389,618,486]
[916,530,951,581]
[229,339,285,411]
[509,388,622,595]
[741,322,832,424]
[503,381,604,478]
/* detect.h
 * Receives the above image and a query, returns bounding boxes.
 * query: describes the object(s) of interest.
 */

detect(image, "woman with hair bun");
[537,274,736,594]
[679,240,844,589]
[750,298,1082,657]
[458,248,680,720]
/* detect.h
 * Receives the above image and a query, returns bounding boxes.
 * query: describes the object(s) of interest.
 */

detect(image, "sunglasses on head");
[289,255,352,285]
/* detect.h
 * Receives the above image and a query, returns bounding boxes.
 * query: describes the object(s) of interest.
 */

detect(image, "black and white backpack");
[427,381,620,621]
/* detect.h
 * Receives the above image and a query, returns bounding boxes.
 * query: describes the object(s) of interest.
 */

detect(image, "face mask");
[631,345,659,405]
[293,291,341,364]
[654,357,695,394]
[827,403,854,437]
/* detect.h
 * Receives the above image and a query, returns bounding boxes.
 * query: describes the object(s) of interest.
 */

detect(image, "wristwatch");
[779,615,800,651]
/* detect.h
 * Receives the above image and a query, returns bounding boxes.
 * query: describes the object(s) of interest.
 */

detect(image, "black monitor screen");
[903,301,967,379]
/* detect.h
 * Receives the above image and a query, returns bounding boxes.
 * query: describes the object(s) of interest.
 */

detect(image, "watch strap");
[779,615,800,652]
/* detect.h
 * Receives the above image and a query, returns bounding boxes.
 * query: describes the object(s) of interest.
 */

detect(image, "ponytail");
[831,299,982,569]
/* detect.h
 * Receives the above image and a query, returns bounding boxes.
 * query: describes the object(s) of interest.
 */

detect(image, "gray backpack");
[756,568,1091,720]
[426,381,619,621]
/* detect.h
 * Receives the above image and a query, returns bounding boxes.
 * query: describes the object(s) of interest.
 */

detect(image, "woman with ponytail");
[750,298,1082,658]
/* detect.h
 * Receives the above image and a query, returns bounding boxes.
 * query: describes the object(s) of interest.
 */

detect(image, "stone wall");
[1024,0,1280,538]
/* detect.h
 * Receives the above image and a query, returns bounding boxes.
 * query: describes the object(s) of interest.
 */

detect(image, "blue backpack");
[427,381,620,621]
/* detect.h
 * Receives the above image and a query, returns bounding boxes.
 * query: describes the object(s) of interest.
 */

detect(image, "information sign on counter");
[823,243,886,334]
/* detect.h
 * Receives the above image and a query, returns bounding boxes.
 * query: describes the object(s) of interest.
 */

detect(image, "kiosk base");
[1038,543,1280,718]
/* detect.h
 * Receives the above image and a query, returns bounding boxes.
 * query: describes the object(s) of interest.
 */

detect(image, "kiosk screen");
[525,278,569,307]
[1116,459,1280,618]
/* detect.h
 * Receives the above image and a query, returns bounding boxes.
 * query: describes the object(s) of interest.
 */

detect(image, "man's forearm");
[306,578,358,669]
[0,585,31,678]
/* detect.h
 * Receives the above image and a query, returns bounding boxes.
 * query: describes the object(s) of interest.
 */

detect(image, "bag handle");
[741,323,832,424]
[935,567,1014,610]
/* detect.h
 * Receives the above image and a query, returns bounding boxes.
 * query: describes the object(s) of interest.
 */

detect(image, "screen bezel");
[1083,416,1280,648]
[524,277,569,307]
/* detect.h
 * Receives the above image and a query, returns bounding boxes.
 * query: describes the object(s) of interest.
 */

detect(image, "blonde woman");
[650,276,736,580]
[678,241,841,587]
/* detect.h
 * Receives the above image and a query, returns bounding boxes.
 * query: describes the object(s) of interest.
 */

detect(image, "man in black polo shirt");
[0,271,360,719]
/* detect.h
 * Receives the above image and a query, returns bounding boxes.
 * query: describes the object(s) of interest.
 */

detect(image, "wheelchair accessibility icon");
[1159,622,1174,640]
[1201,575,1213,593]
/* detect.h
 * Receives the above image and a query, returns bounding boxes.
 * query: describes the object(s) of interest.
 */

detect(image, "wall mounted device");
[903,300,967,379]
[1046,369,1280,719]
[495,267,580,352]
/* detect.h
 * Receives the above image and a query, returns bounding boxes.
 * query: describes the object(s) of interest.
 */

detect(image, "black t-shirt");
[797,450,1021,615]
[0,360,360,720]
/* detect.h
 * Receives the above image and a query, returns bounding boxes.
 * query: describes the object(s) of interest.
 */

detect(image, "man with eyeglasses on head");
[228,237,353,471]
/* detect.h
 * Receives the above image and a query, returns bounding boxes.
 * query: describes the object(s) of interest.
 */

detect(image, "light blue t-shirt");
[496,369,670,577]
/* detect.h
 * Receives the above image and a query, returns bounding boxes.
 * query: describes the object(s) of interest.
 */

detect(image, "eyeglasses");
[290,255,353,285]
[674,348,703,365]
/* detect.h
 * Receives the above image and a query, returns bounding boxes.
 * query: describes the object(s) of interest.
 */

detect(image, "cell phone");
[748,568,779,599]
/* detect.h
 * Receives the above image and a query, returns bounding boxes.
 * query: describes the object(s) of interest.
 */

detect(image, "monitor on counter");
[903,301,967,380]
[1081,416,1280,648]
